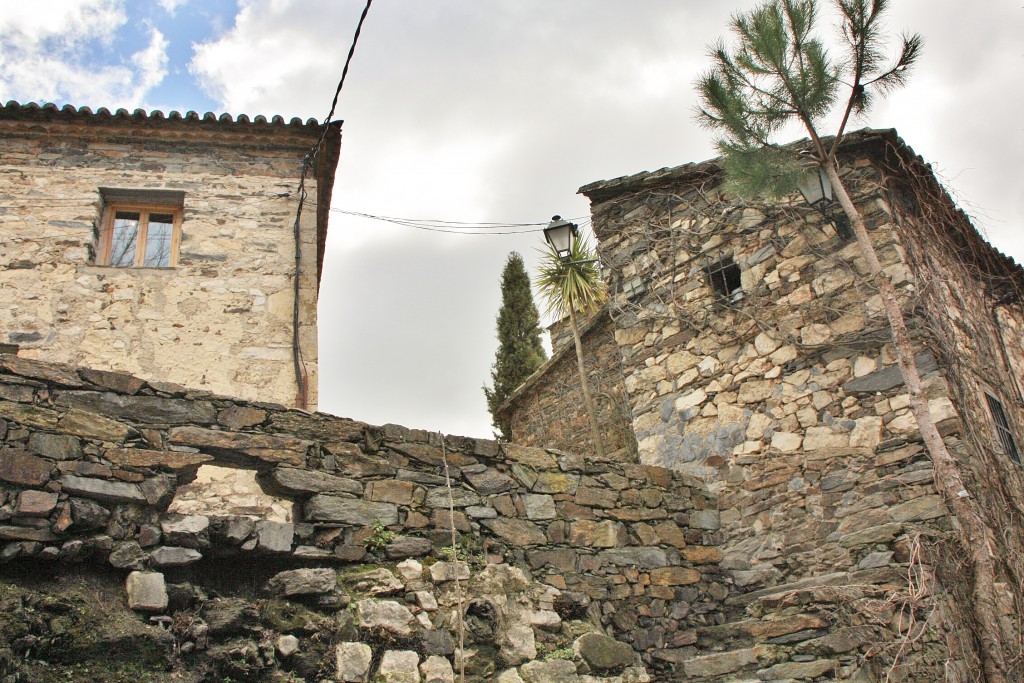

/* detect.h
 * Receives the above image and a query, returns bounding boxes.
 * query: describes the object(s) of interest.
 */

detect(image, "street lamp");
[543,215,578,259]
[797,167,852,240]
[797,167,833,208]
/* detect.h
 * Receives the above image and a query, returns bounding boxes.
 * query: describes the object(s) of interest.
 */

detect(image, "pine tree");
[484,252,547,439]
[698,2,1009,679]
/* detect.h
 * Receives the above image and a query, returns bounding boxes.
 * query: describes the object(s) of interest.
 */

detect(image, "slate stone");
[161,515,210,548]
[428,561,470,583]
[264,568,337,597]
[483,518,546,546]
[0,356,83,387]
[420,629,455,656]
[268,411,364,443]
[838,522,902,548]
[355,599,416,637]
[0,450,53,486]
[464,467,516,494]
[385,536,432,559]
[842,352,937,394]
[70,497,112,530]
[600,547,670,569]
[521,494,556,520]
[104,447,213,470]
[277,634,300,658]
[531,472,580,494]
[378,650,420,681]
[15,490,58,517]
[574,633,635,670]
[139,473,177,507]
[210,516,256,545]
[889,495,945,522]
[261,467,362,497]
[421,655,455,683]
[0,524,58,541]
[305,496,399,525]
[55,391,217,425]
[59,409,132,441]
[126,571,168,612]
[650,567,701,585]
[387,441,477,468]
[28,433,81,460]
[78,368,146,395]
[365,479,416,505]
[60,474,146,504]
[109,541,149,570]
[0,384,34,403]
[680,648,758,678]
[519,660,579,683]
[202,597,260,636]
[0,401,60,430]
[150,546,203,567]
[167,426,310,467]
[256,520,294,552]
[217,405,267,430]
[335,642,373,682]
[425,487,481,508]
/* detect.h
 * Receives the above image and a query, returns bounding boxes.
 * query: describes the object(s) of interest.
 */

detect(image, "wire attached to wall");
[290,0,375,410]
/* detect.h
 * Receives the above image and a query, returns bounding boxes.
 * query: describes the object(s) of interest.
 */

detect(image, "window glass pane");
[110,212,140,266]
[143,214,175,267]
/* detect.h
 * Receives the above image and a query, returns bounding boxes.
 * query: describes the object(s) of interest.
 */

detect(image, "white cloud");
[158,0,189,16]
[0,0,168,110]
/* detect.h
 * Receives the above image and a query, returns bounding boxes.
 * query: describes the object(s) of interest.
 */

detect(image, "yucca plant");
[535,235,607,458]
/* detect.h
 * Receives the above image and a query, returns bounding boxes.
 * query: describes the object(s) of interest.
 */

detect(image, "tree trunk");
[824,162,1010,682]
[569,307,606,458]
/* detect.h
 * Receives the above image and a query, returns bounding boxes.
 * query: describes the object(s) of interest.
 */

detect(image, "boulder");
[574,633,635,670]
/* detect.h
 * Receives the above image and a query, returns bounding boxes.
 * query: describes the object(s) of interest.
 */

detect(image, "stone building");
[498,310,636,457]
[0,101,341,410]
[506,128,1024,678]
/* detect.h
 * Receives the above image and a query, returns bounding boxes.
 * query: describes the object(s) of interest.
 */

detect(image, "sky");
[1,1,1022,439]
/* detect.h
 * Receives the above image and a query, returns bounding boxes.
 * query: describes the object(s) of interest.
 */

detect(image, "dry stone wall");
[0,104,332,409]
[0,354,724,680]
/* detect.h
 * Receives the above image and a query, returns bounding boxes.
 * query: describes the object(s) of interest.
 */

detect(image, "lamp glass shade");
[543,218,578,257]
[797,168,833,206]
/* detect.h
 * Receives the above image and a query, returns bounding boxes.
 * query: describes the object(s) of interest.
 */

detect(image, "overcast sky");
[2,1,1021,438]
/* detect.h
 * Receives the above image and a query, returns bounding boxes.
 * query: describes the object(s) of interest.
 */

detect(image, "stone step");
[677,647,760,680]
[725,566,904,607]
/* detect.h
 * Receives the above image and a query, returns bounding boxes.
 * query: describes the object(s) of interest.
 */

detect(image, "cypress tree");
[484,252,547,439]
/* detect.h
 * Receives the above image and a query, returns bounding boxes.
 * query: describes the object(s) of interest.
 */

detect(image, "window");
[706,256,742,301]
[97,189,184,268]
[985,392,1021,464]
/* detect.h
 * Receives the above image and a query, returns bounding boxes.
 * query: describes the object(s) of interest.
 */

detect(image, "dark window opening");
[706,256,742,301]
[985,393,1020,463]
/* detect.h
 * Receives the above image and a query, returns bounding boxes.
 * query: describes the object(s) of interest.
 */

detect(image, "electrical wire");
[331,209,590,235]
[289,0,374,409]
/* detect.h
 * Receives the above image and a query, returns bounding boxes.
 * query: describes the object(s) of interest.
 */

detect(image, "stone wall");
[500,310,636,457]
[0,102,339,410]
[575,129,1024,679]
[0,354,723,680]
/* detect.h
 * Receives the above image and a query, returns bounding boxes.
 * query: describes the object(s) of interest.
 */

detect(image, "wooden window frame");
[98,203,182,268]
